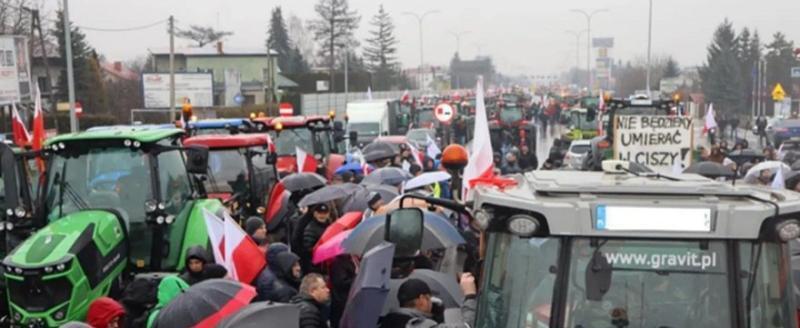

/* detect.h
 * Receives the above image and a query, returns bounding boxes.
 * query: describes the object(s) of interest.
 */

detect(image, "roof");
[188,118,251,130]
[149,47,277,56]
[184,133,272,149]
[100,61,139,81]
[375,136,408,145]
[276,74,299,88]
[47,127,184,145]
[253,115,331,129]
[473,170,800,240]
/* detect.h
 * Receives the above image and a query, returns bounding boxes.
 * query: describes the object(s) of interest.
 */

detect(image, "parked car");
[778,138,800,160]
[564,140,591,169]
[406,128,437,149]
[769,120,800,147]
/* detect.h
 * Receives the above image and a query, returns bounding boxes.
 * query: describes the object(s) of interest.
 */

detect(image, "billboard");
[592,37,614,48]
[0,36,32,105]
[142,73,213,108]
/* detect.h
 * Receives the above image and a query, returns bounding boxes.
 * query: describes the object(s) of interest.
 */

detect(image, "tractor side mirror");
[333,121,346,142]
[349,131,359,147]
[385,207,424,258]
[585,251,612,301]
[266,152,278,165]
[185,145,210,175]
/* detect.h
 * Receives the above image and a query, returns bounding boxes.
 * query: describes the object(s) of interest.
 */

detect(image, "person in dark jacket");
[254,243,290,302]
[301,204,332,273]
[380,274,478,328]
[329,255,358,328]
[501,151,522,175]
[179,246,208,285]
[518,145,538,171]
[263,250,302,303]
[291,273,331,328]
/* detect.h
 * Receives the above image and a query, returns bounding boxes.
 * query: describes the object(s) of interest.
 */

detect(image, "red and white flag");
[11,103,30,147]
[407,142,423,165]
[32,86,45,152]
[296,147,318,173]
[462,77,495,201]
[401,90,410,103]
[597,91,605,136]
[223,211,267,284]
[703,103,718,134]
[203,209,267,285]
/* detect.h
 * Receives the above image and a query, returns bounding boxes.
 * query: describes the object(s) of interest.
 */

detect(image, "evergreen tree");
[737,28,760,114]
[267,7,310,75]
[700,19,745,115]
[52,10,106,113]
[309,0,361,85]
[363,5,399,90]
[662,57,680,78]
[765,32,795,103]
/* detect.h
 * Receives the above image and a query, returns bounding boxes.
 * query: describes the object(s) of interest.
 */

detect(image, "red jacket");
[87,297,125,328]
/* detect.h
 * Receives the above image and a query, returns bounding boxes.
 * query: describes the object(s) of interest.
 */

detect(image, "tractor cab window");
[499,107,523,124]
[0,168,5,214]
[269,129,312,156]
[312,129,333,155]
[206,149,249,196]
[249,146,276,205]
[157,149,192,215]
[46,147,153,223]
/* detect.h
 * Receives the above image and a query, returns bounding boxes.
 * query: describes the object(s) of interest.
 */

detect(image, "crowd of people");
[62,138,480,328]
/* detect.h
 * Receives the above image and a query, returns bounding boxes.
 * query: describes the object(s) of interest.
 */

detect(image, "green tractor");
[2,127,223,327]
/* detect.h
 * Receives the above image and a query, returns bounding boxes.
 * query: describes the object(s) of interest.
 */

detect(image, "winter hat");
[245,217,266,236]
[397,278,432,306]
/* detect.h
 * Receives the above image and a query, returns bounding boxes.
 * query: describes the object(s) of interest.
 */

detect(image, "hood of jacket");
[272,251,300,281]
[86,297,125,328]
[157,275,190,308]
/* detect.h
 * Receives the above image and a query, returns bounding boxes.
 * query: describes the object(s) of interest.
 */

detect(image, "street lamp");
[403,10,440,91]
[645,0,654,95]
[565,30,587,85]
[570,8,608,91]
[448,30,470,55]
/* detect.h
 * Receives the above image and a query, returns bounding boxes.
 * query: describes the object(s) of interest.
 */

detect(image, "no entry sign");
[435,103,454,123]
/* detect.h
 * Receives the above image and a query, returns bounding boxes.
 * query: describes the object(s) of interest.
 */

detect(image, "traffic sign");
[772,83,786,101]
[792,67,800,78]
[279,102,294,116]
[234,93,244,105]
[434,103,454,123]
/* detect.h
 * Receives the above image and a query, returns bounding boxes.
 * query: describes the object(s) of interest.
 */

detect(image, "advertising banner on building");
[0,36,32,105]
[142,73,213,108]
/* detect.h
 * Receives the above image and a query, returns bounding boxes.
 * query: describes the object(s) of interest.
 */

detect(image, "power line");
[76,19,168,32]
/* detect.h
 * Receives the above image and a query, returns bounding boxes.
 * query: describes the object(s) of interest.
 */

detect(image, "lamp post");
[448,30,470,55]
[570,8,608,91]
[645,0,654,95]
[403,10,440,91]
[566,30,587,85]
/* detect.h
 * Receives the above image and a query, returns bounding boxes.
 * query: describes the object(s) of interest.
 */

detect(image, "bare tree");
[176,25,233,47]
[0,0,34,35]
[309,0,360,78]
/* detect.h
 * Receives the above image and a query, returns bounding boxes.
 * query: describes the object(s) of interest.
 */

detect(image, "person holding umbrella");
[291,273,331,328]
[301,204,333,274]
[379,273,477,328]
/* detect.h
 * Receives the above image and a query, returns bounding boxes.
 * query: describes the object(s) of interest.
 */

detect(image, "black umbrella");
[362,142,397,162]
[281,172,327,192]
[298,183,362,208]
[217,302,299,328]
[382,269,465,315]
[683,161,735,178]
[785,171,800,190]
[341,184,399,213]
[342,212,466,255]
[792,160,800,171]
[361,167,412,186]
[340,242,395,328]
[154,279,256,328]
[728,149,765,165]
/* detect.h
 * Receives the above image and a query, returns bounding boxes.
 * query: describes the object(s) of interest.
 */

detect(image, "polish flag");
[11,103,30,147]
[401,90,410,103]
[462,77,495,201]
[32,86,45,152]
[223,211,266,284]
[265,181,287,226]
[597,91,605,136]
[407,142,423,165]
[202,209,226,268]
[296,147,318,173]
[426,135,441,159]
[703,103,718,134]
[367,86,373,100]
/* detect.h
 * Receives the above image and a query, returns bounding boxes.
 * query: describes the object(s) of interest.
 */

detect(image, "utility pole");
[169,15,176,122]
[29,8,58,129]
[403,10,440,91]
[448,30,470,56]
[571,8,608,92]
[344,43,349,103]
[645,0,654,95]
[63,0,78,132]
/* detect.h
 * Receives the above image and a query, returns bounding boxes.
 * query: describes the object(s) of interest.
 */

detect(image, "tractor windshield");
[206,149,249,195]
[499,107,523,124]
[45,147,153,223]
[270,128,312,156]
[476,233,795,328]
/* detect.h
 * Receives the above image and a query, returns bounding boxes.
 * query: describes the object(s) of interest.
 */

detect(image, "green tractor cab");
[565,108,600,141]
[3,127,223,327]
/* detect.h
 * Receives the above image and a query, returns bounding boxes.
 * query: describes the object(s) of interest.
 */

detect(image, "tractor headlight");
[144,200,158,214]
[58,142,66,150]
[133,141,141,148]
[5,209,12,217]
[158,202,166,211]
[776,220,800,242]
[474,209,491,230]
[123,139,132,147]
[13,311,20,321]
[5,222,14,231]
[507,214,541,238]
[56,263,66,272]
[13,267,22,274]
[14,207,26,218]
[44,266,53,273]
[53,309,65,321]
[165,215,175,225]
[156,216,165,225]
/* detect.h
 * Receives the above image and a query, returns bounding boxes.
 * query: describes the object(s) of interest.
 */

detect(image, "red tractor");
[183,133,278,222]
[251,115,346,180]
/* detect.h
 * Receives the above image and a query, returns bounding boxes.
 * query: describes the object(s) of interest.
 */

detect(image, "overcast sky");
[45,0,800,76]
